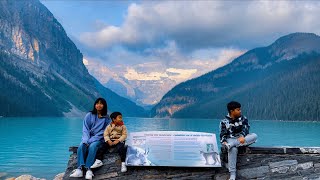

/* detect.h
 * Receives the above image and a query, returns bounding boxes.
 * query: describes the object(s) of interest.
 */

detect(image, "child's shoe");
[226,143,231,150]
[69,168,83,177]
[229,172,236,180]
[121,162,127,172]
[222,143,231,151]
[85,169,94,180]
[91,159,103,168]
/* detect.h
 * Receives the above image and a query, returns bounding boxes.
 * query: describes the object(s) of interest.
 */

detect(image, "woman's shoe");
[85,169,94,180]
[69,168,83,177]
[91,159,103,168]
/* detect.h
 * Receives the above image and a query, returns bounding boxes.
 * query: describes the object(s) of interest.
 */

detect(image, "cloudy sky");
[41,0,320,104]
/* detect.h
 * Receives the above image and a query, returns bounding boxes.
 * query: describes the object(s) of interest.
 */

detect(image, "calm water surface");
[0,117,319,179]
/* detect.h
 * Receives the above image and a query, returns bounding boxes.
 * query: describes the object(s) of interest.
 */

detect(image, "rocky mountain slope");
[0,0,146,117]
[151,33,320,121]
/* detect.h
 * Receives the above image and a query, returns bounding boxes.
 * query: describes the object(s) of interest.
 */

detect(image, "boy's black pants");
[96,141,127,162]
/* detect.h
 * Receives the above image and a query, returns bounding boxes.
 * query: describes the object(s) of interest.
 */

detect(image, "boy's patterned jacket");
[104,124,127,142]
[219,114,250,143]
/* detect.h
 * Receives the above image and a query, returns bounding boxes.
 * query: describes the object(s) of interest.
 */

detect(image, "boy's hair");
[110,112,122,120]
[227,101,241,113]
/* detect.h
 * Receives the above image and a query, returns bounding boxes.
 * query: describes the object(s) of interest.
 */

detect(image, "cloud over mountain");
[42,0,320,106]
[79,1,320,51]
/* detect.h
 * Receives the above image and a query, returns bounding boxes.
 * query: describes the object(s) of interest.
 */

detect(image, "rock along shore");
[62,146,320,180]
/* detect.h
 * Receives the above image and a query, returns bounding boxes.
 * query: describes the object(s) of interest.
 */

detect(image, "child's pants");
[106,141,127,162]
[96,141,127,162]
[226,133,258,173]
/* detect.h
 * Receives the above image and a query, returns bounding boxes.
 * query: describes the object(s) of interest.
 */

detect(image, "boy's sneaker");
[91,159,103,168]
[85,169,94,180]
[121,162,127,172]
[229,172,236,180]
[222,143,231,152]
[69,168,83,177]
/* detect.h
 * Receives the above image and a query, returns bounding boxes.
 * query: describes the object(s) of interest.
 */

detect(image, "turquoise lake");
[0,117,320,179]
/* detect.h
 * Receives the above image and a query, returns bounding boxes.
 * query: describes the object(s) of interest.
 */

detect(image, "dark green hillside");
[174,53,320,121]
[152,33,320,121]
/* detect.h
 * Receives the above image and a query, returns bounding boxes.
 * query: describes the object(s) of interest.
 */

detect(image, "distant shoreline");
[0,116,319,122]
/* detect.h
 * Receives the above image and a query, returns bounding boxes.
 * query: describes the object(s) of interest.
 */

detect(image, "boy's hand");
[107,140,113,146]
[238,136,245,144]
[113,140,120,145]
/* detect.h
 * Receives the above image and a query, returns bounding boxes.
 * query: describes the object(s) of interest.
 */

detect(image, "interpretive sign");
[125,131,221,167]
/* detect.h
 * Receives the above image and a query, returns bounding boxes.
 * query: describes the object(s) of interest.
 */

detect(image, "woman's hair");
[91,97,108,116]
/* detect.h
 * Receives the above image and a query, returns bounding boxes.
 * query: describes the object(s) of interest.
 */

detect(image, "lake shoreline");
[1,117,319,178]
[1,116,320,122]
